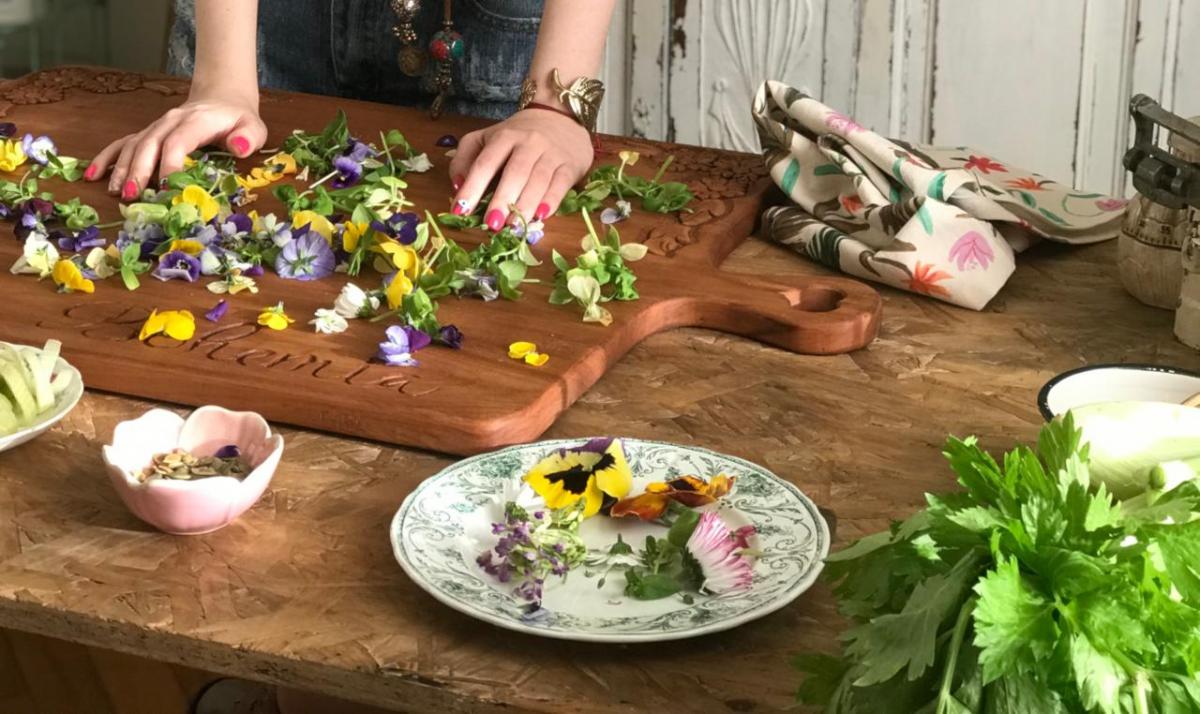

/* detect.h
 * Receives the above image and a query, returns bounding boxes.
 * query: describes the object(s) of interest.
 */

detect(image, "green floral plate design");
[390,437,829,643]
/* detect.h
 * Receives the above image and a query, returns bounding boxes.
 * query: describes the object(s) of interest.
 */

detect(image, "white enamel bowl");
[1038,364,1200,420]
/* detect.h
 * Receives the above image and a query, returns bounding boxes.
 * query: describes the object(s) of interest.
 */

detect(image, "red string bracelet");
[523,101,603,151]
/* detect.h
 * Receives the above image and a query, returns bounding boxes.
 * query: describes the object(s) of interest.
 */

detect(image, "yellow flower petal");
[342,221,368,253]
[385,273,413,310]
[508,341,537,359]
[167,239,205,256]
[161,310,196,340]
[524,352,549,367]
[265,152,297,175]
[51,259,95,294]
[618,150,640,166]
[292,210,334,243]
[0,140,27,172]
[174,185,221,223]
[373,239,421,277]
[139,309,164,341]
[257,303,295,331]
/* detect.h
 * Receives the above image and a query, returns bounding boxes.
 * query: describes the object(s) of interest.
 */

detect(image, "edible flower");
[257,302,294,331]
[508,341,549,367]
[10,234,59,277]
[14,198,54,240]
[522,437,633,518]
[207,272,258,295]
[512,218,545,245]
[333,282,381,319]
[435,134,458,148]
[139,309,196,341]
[235,169,273,191]
[686,511,754,594]
[400,153,433,173]
[154,250,202,282]
[21,134,57,165]
[476,499,586,605]
[610,474,736,521]
[371,212,419,245]
[205,299,229,323]
[84,247,117,280]
[166,238,206,256]
[172,185,221,223]
[0,139,26,171]
[263,152,297,178]
[290,210,334,243]
[0,123,16,138]
[51,259,95,294]
[341,221,369,253]
[384,271,413,310]
[374,238,421,278]
[600,199,633,225]
[276,229,336,280]
[310,308,348,334]
[331,139,377,189]
[438,324,464,349]
[376,324,431,367]
[56,226,105,253]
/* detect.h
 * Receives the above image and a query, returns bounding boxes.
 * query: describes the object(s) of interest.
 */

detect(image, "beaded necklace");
[390,0,464,118]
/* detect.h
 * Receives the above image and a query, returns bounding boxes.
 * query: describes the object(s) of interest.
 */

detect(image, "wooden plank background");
[601,0,1200,197]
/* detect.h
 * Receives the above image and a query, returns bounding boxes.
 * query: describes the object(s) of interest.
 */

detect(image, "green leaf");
[1145,520,1200,601]
[971,557,1057,683]
[624,569,680,600]
[793,653,849,706]
[1069,634,1126,714]
[984,673,1071,714]
[666,509,701,548]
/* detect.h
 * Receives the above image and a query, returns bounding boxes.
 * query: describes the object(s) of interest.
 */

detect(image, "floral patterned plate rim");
[390,437,830,643]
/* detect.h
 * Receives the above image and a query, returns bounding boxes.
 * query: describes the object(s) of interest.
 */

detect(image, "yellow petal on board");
[524,352,549,367]
[51,259,95,294]
[265,152,297,175]
[508,341,537,359]
[161,310,196,340]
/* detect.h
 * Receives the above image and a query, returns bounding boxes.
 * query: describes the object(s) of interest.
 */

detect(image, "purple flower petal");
[435,134,458,148]
[403,325,433,352]
[243,264,265,277]
[0,123,16,138]
[214,444,241,459]
[275,232,335,281]
[225,213,253,234]
[438,324,464,349]
[205,299,229,322]
[153,250,202,282]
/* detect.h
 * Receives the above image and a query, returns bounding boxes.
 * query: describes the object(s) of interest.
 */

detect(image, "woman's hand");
[85,87,267,200]
[448,108,593,230]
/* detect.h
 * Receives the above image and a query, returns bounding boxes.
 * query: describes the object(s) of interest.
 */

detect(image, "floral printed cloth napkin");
[751,80,1128,310]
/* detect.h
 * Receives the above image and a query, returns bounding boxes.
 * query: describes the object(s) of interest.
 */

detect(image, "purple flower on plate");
[205,299,229,322]
[0,123,16,138]
[56,226,104,252]
[214,444,240,459]
[154,250,202,282]
[275,230,336,280]
[371,212,420,245]
[435,134,458,148]
[21,134,57,165]
[376,325,432,367]
[438,324,464,349]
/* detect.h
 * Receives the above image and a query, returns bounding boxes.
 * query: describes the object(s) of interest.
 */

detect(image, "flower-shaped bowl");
[0,341,84,454]
[102,405,284,535]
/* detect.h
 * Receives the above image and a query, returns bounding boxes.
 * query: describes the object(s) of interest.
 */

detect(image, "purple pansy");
[214,444,240,459]
[376,325,432,367]
[332,154,364,189]
[154,250,202,282]
[275,229,336,280]
[56,226,105,252]
[0,123,16,138]
[512,219,544,245]
[21,134,56,165]
[438,324,464,349]
[14,198,55,240]
[242,263,265,277]
[221,213,253,237]
[205,299,229,323]
[371,212,420,244]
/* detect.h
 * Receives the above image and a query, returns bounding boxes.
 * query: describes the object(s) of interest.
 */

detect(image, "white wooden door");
[599,0,1200,197]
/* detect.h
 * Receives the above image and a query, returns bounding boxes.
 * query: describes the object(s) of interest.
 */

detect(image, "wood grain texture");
[0,68,881,457]
[0,202,1197,712]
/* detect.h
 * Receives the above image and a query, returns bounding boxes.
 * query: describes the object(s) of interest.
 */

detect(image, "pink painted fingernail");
[451,199,470,216]
[121,180,138,201]
[485,209,505,232]
[229,135,250,156]
[452,174,465,191]
[83,164,98,181]
[534,202,551,221]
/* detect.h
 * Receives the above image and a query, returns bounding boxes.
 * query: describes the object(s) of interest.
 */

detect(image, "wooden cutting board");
[0,67,881,455]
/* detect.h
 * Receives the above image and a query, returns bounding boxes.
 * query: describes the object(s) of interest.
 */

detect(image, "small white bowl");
[0,341,84,453]
[1038,364,1200,420]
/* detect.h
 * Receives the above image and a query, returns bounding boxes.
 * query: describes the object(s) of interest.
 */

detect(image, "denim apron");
[167,0,543,119]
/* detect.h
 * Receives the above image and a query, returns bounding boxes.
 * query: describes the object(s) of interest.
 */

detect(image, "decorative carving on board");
[665,144,768,201]
[0,66,190,113]
[642,223,698,258]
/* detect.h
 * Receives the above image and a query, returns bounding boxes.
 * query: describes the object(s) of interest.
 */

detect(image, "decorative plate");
[0,341,84,454]
[391,437,830,643]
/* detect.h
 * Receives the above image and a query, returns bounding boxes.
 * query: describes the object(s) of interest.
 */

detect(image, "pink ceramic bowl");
[102,406,284,535]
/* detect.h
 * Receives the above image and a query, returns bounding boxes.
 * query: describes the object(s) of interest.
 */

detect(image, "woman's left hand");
[448,109,593,231]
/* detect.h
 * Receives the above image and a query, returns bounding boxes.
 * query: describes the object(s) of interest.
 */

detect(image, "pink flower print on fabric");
[1096,198,1127,212]
[825,112,865,134]
[948,231,995,271]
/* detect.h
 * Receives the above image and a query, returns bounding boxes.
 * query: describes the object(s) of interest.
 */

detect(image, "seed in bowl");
[138,446,250,482]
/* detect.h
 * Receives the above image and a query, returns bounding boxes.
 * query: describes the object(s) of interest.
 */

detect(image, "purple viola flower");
[435,134,458,148]
[346,139,375,163]
[376,325,432,367]
[275,230,336,280]
[438,324,464,349]
[21,134,56,165]
[56,226,104,252]
[331,154,364,189]
[371,212,420,245]
[205,299,229,323]
[154,250,202,282]
[242,263,265,278]
[0,203,9,220]
[224,213,253,234]
[214,444,240,459]
[512,219,544,246]
[456,269,499,302]
[0,123,16,138]
[14,198,55,240]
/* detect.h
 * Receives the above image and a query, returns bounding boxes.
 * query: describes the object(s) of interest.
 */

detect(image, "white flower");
[84,247,117,279]
[309,308,348,334]
[333,282,381,319]
[10,234,59,277]
[199,247,224,276]
[207,274,258,295]
[399,153,433,173]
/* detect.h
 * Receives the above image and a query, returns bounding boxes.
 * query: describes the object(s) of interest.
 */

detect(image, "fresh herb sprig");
[797,415,1200,714]
[559,151,695,216]
[549,209,647,326]
[466,219,541,301]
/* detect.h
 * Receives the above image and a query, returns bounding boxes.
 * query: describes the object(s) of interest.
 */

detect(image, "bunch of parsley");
[797,416,1200,714]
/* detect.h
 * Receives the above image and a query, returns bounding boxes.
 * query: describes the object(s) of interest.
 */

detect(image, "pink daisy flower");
[686,511,754,594]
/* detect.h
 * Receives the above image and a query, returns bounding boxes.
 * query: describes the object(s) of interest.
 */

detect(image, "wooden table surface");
[1,71,1197,714]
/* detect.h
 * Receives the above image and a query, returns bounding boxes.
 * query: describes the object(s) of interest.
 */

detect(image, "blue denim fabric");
[167,0,543,119]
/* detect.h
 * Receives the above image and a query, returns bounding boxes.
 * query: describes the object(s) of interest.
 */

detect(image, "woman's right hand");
[85,87,268,200]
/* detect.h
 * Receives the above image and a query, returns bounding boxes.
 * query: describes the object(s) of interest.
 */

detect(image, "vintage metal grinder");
[1120,95,1200,348]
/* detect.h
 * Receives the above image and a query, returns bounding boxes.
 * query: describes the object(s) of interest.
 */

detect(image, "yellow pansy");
[385,273,413,310]
[342,221,369,253]
[139,309,196,341]
[51,259,95,294]
[373,238,421,279]
[172,185,221,223]
[167,239,205,256]
[183,156,196,168]
[508,341,549,366]
[257,302,294,331]
[522,438,632,518]
[291,210,334,243]
[263,152,297,178]
[236,171,272,190]
[248,210,263,232]
[618,150,640,166]
[0,140,27,172]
